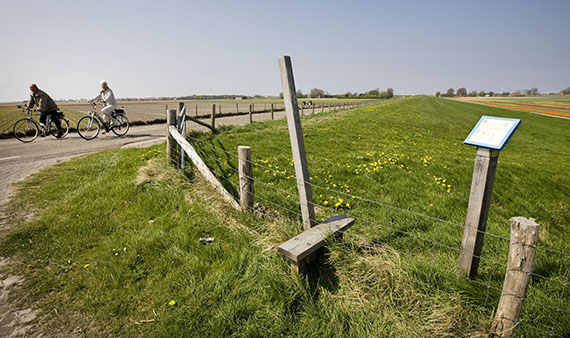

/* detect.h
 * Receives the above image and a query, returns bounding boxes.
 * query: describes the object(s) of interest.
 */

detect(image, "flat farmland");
[1,98,374,136]
[457,96,570,118]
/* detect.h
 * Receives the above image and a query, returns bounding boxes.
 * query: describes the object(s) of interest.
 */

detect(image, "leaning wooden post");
[458,147,500,277]
[278,56,316,229]
[166,109,177,165]
[249,104,253,124]
[238,146,254,212]
[211,104,216,130]
[271,103,274,120]
[491,217,539,338]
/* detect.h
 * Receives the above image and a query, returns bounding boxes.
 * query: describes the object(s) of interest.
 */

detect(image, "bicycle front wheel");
[48,118,70,138]
[13,118,40,143]
[111,115,129,136]
[77,116,100,140]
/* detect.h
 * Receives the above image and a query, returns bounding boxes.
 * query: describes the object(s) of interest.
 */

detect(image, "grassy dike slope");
[1,97,568,336]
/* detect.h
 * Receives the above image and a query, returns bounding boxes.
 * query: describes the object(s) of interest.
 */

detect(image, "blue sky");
[1,0,569,101]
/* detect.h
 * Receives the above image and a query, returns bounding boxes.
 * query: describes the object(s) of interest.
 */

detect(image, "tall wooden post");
[271,103,274,120]
[249,104,253,123]
[491,217,539,338]
[458,147,500,277]
[219,103,222,116]
[195,104,198,117]
[238,146,254,212]
[236,103,239,114]
[166,109,177,165]
[211,104,216,129]
[278,56,316,229]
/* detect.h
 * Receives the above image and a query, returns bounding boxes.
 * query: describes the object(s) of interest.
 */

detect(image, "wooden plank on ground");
[277,215,354,262]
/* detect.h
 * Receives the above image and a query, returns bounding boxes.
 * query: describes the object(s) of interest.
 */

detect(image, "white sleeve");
[91,93,102,102]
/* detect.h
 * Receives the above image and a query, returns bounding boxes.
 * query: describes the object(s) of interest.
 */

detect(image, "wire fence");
[180,134,570,337]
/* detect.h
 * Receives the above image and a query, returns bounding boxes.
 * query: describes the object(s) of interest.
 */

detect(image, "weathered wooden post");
[211,104,216,129]
[491,217,539,338]
[271,103,274,120]
[249,103,253,124]
[166,109,177,165]
[278,56,316,229]
[321,103,324,113]
[312,104,315,114]
[195,104,198,117]
[177,102,186,169]
[301,104,304,115]
[236,103,239,114]
[252,103,254,114]
[219,103,222,116]
[459,116,521,277]
[238,146,254,212]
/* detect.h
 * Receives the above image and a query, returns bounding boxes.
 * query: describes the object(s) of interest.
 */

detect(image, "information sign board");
[464,116,521,150]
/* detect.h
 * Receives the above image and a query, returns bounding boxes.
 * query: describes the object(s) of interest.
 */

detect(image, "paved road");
[0,108,309,205]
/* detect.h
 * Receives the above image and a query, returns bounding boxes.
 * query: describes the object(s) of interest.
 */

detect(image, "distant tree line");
[435,86,557,98]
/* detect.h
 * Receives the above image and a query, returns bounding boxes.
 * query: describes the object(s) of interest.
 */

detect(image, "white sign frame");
[464,115,521,150]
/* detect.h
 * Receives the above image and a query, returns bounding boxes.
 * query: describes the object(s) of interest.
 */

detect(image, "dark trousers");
[39,110,62,129]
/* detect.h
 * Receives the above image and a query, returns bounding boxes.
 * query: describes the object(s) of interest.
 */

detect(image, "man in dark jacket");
[27,83,63,138]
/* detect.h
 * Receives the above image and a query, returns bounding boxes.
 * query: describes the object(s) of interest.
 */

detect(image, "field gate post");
[249,104,253,124]
[211,104,216,130]
[458,147,500,277]
[166,109,177,165]
[177,102,186,169]
[491,217,539,338]
[238,146,254,212]
[271,103,274,120]
[278,55,316,229]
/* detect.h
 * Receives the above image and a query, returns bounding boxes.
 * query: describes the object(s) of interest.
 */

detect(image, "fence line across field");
[166,97,569,337]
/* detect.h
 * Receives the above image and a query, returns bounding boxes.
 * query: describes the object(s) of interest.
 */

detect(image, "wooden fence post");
[249,104,253,124]
[491,217,539,338]
[271,103,274,120]
[219,104,222,116]
[195,104,198,117]
[458,147,500,277]
[166,109,177,165]
[211,104,216,129]
[177,102,186,169]
[278,56,316,230]
[238,146,254,212]
[236,103,239,114]
[322,104,324,113]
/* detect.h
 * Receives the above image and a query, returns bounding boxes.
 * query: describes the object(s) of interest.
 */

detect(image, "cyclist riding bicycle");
[90,80,118,132]
[27,83,63,138]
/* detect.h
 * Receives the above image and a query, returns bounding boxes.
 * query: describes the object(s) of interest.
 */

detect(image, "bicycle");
[76,102,130,140]
[13,105,70,143]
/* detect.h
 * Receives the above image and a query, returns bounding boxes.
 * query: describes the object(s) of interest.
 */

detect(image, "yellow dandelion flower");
[169,300,176,306]
[83,264,89,269]
[324,201,329,205]
[345,203,350,207]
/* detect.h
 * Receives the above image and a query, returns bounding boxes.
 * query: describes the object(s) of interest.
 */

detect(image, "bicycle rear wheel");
[13,118,40,143]
[77,116,100,140]
[111,115,129,136]
[48,118,70,138]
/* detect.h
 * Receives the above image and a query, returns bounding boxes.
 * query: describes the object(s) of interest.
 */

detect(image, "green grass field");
[1,97,568,336]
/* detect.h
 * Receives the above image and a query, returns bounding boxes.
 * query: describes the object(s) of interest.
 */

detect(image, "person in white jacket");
[90,80,117,128]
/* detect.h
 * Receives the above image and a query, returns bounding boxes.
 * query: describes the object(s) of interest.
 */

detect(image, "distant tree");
[309,88,325,98]
[296,90,304,98]
[456,87,467,97]
[561,87,570,95]
[478,90,486,97]
[279,92,283,99]
[367,88,380,97]
[525,87,539,96]
[387,88,394,98]
[501,91,510,96]
[435,91,441,97]
[446,88,455,96]
[468,90,477,97]
[379,91,387,99]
